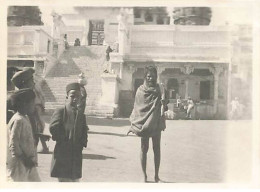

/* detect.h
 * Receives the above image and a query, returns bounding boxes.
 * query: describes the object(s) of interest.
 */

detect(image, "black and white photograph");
[1,0,260,189]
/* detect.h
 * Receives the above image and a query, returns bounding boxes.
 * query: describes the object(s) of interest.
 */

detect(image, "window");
[157,17,164,24]
[145,11,153,22]
[134,8,141,18]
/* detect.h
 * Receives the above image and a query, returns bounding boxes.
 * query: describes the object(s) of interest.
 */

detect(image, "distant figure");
[103,45,113,73]
[106,45,113,61]
[64,34,69,49]
[74,38,81,46]
[77,73,87,114]
[230,97,242,119]
[176,96,182,108]
[186,97,194,119]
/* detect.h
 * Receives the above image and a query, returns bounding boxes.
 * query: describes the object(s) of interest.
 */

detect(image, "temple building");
[7,7,252,119]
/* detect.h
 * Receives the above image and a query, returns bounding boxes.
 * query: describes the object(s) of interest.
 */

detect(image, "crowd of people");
[6,66,168,183]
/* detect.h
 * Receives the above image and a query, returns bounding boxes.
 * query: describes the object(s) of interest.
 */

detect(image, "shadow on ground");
[86,117,130,127]
[82,153,115,160]
[88,131,136,137]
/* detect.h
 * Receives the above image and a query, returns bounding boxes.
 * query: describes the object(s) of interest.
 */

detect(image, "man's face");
[67,90,80,108]
[145,71,157,87]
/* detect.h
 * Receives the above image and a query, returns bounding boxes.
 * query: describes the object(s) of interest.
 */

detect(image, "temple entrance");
[200,80,210,100]
[167,78,179,99]
[88,20,104,45]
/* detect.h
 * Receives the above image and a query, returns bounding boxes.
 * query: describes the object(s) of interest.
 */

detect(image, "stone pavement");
[37,116,253,183]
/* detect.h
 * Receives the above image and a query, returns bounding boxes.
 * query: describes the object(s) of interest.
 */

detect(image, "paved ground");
[37,116,253,183]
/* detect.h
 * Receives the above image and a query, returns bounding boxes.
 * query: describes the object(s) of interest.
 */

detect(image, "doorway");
[200,80,210,100]
[88,20,104,45]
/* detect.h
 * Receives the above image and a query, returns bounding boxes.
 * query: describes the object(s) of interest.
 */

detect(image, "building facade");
[7,26,57,91]
[7,7,252,119]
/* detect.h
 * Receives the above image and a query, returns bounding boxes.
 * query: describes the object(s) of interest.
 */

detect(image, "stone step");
[43,46,108,117]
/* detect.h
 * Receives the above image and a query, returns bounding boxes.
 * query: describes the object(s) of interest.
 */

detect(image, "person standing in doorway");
[129,66,168,183]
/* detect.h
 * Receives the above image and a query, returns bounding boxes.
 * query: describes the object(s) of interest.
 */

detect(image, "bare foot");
[154,177,161,183]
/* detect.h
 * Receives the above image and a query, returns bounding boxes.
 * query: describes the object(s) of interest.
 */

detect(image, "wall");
[8,26,53,57]
[39,30,53,54]
[129,25,230,62]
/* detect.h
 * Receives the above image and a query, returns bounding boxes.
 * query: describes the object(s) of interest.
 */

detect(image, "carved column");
[210,66,224,114]
[180,65,194,99]
[117,9,130,55]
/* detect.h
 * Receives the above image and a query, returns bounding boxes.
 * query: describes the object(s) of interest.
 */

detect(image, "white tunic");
[6,112,40,181]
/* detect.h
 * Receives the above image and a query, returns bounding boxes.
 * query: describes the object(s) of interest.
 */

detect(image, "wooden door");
[89,20,104,45]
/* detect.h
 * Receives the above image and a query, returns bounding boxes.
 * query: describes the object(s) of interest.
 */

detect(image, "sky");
[39,6,254,27]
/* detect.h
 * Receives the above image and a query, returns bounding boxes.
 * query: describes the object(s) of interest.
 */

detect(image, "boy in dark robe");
[49,82,89,182]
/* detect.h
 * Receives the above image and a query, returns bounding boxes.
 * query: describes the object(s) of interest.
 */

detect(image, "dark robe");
[49,105,88,179]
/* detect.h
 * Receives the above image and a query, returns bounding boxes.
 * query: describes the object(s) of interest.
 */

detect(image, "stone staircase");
[42,46,115,117]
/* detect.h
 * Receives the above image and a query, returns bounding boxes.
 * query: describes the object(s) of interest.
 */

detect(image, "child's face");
[67,90,80,108]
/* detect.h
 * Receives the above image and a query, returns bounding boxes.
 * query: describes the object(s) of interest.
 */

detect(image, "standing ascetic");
[129,66,168,183]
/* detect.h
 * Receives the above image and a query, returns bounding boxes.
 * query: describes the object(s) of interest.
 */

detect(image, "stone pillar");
[34,30,41,55]
[157,66,166,84]
[140,10,145,21]
[210,66,224,115]
[163,17,168,25]
[117,9,130,55]
[152,14,158,24]
[180,65,194,99]
[185,79,189,99]
[100,73,119,108]
[119,62,124,79]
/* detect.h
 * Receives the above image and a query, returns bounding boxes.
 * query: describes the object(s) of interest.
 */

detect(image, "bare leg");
[40,137,49,152]
[141,137,149,182]
[152,132,161,182]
